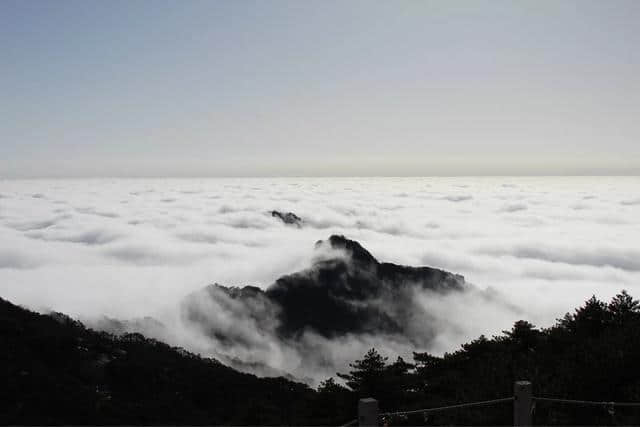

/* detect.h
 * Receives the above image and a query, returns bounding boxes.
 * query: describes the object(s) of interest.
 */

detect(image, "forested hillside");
[2,291,640,425]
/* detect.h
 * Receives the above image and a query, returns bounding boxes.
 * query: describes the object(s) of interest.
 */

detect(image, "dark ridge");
[271,210,303,227]
[0,297,318,425]
[214,283,264,299]
[87,315,166,337]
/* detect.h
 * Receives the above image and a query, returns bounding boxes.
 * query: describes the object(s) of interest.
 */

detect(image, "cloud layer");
[1,177,639,382]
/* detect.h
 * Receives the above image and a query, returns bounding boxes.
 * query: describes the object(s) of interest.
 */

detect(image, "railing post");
[514,381,532,426]
[358,398,379,426]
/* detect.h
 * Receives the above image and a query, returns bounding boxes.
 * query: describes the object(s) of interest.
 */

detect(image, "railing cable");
[534,396,640,407]
[380,396,514,417]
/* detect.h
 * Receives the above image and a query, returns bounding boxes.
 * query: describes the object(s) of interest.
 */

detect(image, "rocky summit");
[270,210,303,227]
[184,235,466,340]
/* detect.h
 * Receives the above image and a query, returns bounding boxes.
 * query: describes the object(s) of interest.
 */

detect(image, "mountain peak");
[315,234,378,266]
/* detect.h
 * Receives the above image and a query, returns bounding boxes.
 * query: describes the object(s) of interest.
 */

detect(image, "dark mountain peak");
[183,236,467,339]
[315,234,378,267]
[271,210,303,227]
[208,283,264,299]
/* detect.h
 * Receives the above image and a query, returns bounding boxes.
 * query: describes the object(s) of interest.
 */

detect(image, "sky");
[1,0,639,177]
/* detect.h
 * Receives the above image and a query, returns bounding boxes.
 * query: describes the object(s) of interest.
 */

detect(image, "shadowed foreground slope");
[0,297,321,425]
[4,292,640,425]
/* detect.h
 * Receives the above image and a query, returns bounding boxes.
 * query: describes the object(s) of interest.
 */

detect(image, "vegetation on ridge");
[2,291,640,425]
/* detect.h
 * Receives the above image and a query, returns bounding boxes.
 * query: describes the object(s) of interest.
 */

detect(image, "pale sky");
[1,0,639,177]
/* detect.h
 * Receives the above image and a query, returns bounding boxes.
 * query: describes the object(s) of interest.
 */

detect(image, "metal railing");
[346,380,640,426]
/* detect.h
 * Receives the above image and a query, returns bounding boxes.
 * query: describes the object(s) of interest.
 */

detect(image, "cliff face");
[184,235,466,341]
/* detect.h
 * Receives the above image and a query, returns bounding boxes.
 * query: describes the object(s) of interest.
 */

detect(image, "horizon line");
[2,174,639,180]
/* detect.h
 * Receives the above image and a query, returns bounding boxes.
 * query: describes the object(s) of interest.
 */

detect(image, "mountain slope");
[0,297,318,425]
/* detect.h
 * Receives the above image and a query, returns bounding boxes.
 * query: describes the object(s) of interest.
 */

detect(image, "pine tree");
[608,290,640,324]
[337,348,388,397]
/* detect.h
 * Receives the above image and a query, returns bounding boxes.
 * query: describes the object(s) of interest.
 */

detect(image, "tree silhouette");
[608,290,640,324]
[338,348,388,398]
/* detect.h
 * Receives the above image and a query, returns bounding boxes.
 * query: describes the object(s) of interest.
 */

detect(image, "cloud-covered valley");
[1,177,639,383]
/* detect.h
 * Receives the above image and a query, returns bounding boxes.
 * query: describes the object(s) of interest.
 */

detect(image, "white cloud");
[0,248,43,269]
[498,203,528,213]
[0,176,639,383]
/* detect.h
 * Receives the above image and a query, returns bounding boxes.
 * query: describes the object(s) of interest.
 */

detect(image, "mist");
[1,176,638,383]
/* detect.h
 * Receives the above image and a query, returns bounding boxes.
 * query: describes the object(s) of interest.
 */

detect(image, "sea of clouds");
[1,177,639,382]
